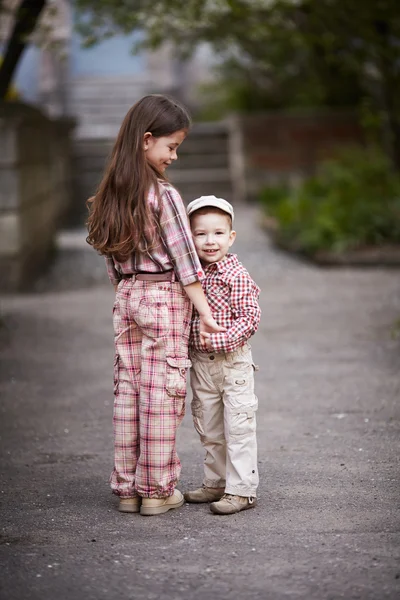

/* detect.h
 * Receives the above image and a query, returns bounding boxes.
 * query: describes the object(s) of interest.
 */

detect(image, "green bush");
[259,146,400,255]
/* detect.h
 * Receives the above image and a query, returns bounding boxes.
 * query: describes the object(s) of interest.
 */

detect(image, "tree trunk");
[0,0,46,100]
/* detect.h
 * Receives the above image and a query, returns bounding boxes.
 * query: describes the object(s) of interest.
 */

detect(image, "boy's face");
[191,210,236,265]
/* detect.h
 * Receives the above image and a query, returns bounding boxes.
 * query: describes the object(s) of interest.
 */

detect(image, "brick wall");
[0,103,75,291]
[228,111,364,202]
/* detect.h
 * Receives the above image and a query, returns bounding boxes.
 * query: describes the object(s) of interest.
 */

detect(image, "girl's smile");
[144,129,187,173]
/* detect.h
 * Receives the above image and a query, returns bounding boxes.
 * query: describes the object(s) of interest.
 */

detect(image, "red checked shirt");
[190,253,261,354]
[105,182,204,286]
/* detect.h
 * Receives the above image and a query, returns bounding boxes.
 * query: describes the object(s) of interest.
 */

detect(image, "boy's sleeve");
[159,186,204,286]
[209,272,261,353]
[105,256,121,285]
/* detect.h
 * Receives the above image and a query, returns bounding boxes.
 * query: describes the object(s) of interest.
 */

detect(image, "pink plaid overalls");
[106,183,203,499]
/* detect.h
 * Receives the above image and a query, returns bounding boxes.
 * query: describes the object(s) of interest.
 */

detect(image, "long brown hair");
[86,94,191,260]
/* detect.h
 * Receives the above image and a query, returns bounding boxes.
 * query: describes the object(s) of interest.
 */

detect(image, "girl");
[87,95,223,517]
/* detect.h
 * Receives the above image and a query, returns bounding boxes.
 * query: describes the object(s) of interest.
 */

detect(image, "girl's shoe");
[140,490,184,516]
[118,497,141,513]
[210,494,257,515]
[184,486,225,503]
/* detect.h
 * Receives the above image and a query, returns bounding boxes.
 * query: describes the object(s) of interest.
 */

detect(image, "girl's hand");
[200,314,225,334]
[201,333,213,351]
[199,314,226,347]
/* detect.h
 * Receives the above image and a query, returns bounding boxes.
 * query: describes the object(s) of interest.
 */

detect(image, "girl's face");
[144,129,187,173]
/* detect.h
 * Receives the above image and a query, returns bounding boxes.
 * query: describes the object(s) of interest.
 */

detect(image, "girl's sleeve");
[105,256,121,285]
[159,185,204,286]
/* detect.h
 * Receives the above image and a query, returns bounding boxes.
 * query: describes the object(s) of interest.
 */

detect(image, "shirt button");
[209,355,215,361]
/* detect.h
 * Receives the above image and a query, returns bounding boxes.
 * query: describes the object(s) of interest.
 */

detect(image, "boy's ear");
[143,132,152,150]
[229,230,236,247]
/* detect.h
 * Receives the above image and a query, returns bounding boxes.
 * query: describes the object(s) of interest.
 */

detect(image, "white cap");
[187,195,234,222]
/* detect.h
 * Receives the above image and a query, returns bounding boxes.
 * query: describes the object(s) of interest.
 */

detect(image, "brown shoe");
[210,494,257,515]
[140,490,184,516]
[118,497,141,513]
[184,486,225,503]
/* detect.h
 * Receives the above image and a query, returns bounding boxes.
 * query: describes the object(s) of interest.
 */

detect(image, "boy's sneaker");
[140,490,184,516]
[118,497,141,513]
[210,494,257,515]
[184,486,225,503]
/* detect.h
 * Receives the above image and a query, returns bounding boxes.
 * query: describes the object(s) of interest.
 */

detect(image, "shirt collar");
[203,253,239,275]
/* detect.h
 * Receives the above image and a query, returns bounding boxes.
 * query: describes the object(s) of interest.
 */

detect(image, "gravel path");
[0,205,399,600]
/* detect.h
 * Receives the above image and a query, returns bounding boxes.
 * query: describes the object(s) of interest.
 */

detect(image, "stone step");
[74,167,232,190]
[70,77,148,97]
[75,152,229,171]
[72,128,229,149]
[176,184,234,204]
[180,137,228,154]
[70,106,135,119]
[73,124,121,139]
[169,168,231,184]
[74,133,229,158]
[173,153,230,169]
[71,95,144,104]
[72,172,233,198]
[70,96,143,106]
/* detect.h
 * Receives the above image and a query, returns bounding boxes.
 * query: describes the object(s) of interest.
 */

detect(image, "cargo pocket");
[229,397,258,439]
[166,356,192,419]
[191,397,205,437]
[224,370,256,410]
[166,356,192,397]
[224,368,258,439]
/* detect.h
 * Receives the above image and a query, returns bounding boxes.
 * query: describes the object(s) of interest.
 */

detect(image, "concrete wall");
[0,103,75,291]
[228,111,364,202]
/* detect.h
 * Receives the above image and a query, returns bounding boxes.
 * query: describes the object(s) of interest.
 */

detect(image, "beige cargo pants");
[189,343,259,497]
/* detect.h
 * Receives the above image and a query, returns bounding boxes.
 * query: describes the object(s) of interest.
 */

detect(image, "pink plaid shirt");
[190,253,261,354]
[105,182,204,287]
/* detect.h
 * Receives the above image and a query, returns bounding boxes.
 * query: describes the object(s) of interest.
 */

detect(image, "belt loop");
[132,272,137,283]
[171,270,176,283]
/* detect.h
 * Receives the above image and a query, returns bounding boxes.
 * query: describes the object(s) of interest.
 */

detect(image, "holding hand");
[199,314,225,348]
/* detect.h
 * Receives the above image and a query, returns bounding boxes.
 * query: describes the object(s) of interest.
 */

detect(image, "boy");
[185,196,261,515]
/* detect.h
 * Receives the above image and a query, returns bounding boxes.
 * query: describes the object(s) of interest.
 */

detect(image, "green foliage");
[260,146,400,255]
[259,184,291,209]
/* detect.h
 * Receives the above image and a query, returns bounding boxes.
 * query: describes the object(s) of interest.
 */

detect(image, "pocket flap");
[166,356,192,369]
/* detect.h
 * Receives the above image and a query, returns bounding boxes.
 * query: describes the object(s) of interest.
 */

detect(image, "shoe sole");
[140,497,184,516]
[184,494,224,503]
[210,500,257,515]
[118,505,140,513]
